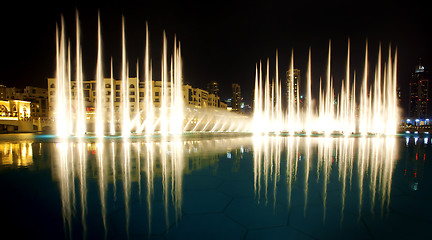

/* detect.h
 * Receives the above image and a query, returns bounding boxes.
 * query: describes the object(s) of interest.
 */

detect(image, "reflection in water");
[3,135,431,238]
[0,142,33,167]
[48,135,424,238]
[54,137,188,239]
[404,136,429,192]
[253,136,398,222]
[76,141,87,237]
[55,141,74,239]
[96,140,107,238]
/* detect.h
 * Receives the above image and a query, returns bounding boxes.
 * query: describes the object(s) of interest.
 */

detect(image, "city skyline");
[3,1,431,113]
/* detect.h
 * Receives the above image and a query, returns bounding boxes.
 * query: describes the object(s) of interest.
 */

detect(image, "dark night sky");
[2,0,431,114]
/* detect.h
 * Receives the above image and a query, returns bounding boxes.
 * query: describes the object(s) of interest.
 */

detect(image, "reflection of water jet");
[252,135,398,222]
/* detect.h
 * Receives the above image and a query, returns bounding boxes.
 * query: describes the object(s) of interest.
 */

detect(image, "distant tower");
[397,87,402,103]
[232,83,241,111]
[286,69,301,103]
[409,58,429,119]
[207,81,219,96]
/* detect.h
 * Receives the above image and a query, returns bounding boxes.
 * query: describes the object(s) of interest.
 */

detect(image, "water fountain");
[53,12,188,137]
[253,40,399,135]
[3,9,431,240]
[53,12,399,138]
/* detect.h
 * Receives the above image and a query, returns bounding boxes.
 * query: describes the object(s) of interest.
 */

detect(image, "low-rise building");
[0,85,48,119]
[0,100,31,119]
[48,77,228,117]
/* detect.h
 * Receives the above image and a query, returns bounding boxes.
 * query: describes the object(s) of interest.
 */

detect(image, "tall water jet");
[144,23,154,135]
[121,16,130,137]
[359,41,369,135]
[305,48,312,135]
[252,40,399,135]
[389,48,398,135]
[67,42,73,136]
[170,37,184,135]
[341,39,355,135]
[75,10,86,136]
[55,16,70,137]
[274,50,283,133]
[110,59,116,135]
[287,50,296,135]
[264,58,270,133]
[95,12,104,137]
[132,60,140,133]
[253,64,260,133]
[54,13,203,137]
[323,40,334,136]
[160,31,168,135]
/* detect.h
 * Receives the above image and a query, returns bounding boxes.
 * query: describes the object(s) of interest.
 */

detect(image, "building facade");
[207,81,219,97]
[286,68,301,104]
[48,78,228,118]
[0,85,48,118]
[409,60,429,119]
[231,83,241,111]
[0,100,31,119]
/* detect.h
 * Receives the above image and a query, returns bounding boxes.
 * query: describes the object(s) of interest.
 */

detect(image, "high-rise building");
[286,68,301,103]
[207,81,219,97]
[232,83,241,111]
[409,59,429,119]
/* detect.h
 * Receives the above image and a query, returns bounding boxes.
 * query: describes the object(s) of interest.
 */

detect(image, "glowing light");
[252,135,398,220]
[252,41,399,135]
[53,14,251,137]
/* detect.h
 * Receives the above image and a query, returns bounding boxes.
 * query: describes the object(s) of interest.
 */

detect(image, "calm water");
[0,133,430,239]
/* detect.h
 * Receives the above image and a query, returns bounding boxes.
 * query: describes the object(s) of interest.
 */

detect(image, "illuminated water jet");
[53,12,399,138]
[253,40,399,135]
[53,12,246,137]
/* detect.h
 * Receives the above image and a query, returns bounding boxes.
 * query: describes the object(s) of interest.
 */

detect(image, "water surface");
[0,134,430,239]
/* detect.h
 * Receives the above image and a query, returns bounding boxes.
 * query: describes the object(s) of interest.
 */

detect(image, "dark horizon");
[3,1,431,114]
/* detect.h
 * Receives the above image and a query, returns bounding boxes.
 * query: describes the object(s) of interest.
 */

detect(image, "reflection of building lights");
[0,142,33,167]
[405,131,410,134]
[407,119,411,122]
[414,131,418,134]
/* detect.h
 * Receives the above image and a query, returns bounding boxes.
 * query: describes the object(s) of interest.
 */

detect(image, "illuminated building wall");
[207,81,219,97]
[409,59,430,119]
[48,78,228,118]
[231,83,241,111]
[0,100,31,119]
[286,68,301,104]
[0,85,48,118]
